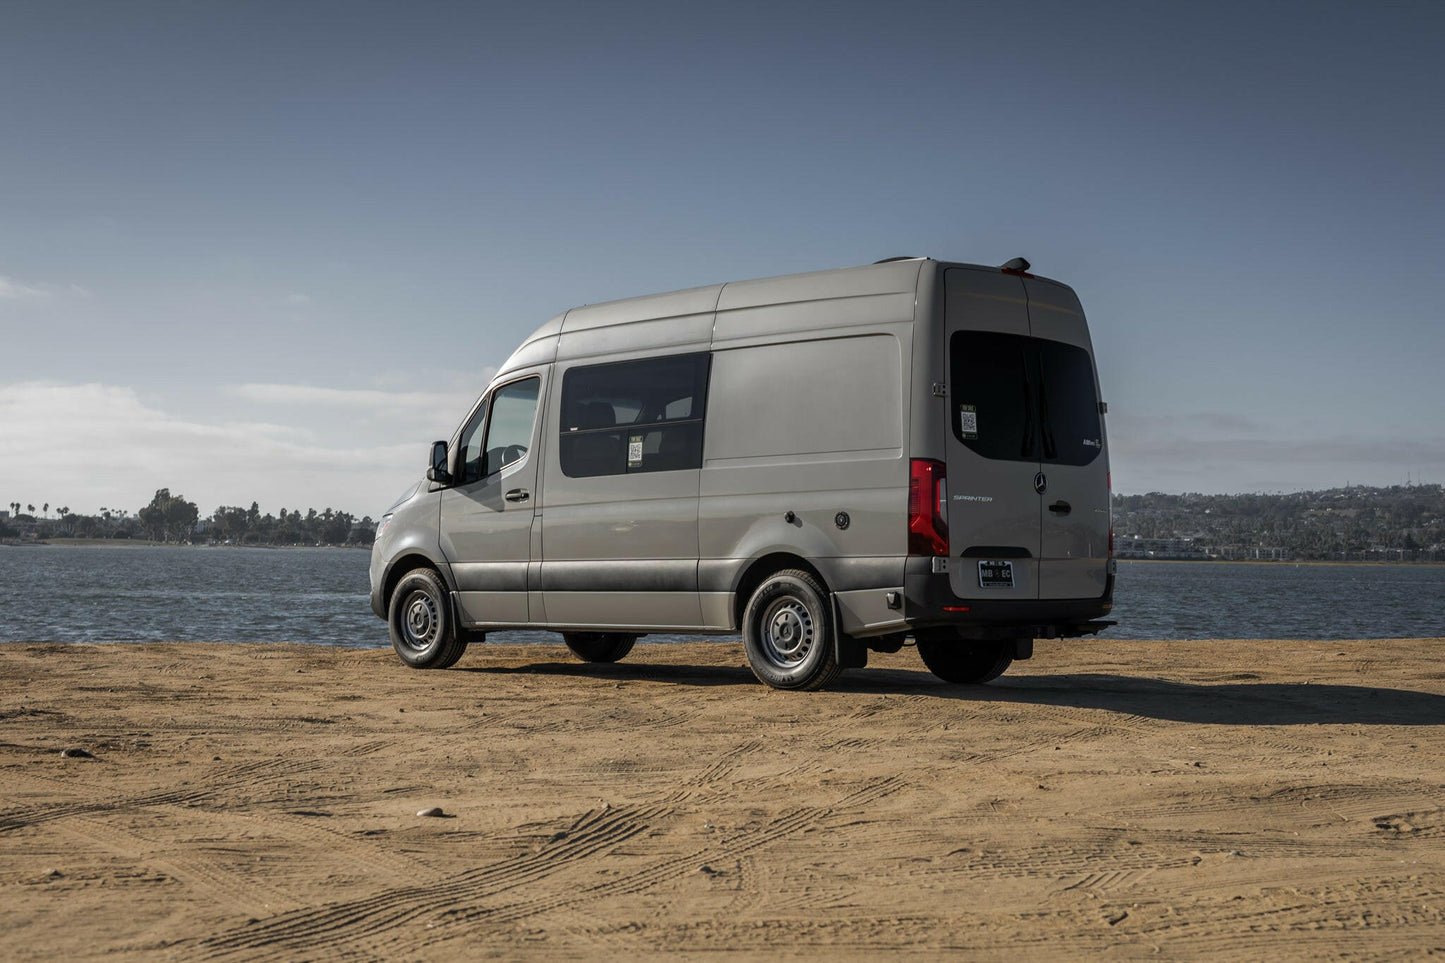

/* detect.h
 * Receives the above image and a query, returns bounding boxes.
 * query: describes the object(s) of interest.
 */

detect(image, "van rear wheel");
[562,632,637,663]
[916,638,1014,684]
[388,569,467,669]
[741,569,842,691]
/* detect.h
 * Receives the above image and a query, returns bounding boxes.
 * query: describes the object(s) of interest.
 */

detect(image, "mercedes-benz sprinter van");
[369,257,1115,689]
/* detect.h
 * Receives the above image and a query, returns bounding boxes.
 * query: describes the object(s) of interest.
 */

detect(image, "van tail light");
[908,458,949,556]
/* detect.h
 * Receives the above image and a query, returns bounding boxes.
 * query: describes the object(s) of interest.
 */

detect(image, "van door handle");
[504,488,530,503]
[1048,500,1071,515]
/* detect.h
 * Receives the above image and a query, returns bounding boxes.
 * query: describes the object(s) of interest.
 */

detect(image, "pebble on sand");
[59,747,95,759]
[417,807,446,818]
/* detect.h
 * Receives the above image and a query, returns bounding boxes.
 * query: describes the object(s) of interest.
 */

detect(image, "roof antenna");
[1001,257,1031,274]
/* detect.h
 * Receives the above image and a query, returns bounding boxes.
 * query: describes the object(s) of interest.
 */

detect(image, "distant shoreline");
[5,540,1439,566]
[1119,556,1445,568]
[1,538,369,550]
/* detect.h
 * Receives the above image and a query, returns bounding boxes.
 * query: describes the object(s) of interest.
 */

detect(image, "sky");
[1,0,1442,518]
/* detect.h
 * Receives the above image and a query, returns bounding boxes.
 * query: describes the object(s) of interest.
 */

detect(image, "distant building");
[1117,536,1210,560]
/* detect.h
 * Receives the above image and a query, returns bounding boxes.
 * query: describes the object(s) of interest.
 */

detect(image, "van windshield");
[950,332,1101,466]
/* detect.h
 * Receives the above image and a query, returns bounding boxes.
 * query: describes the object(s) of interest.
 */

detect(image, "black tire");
[562,632,637,663]
[916,637,1015,684]
[741,569,842,691]
[388,569,467,669]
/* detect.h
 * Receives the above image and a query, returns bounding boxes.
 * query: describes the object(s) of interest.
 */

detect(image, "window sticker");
[627,434,644,467]
[958,404,978,440]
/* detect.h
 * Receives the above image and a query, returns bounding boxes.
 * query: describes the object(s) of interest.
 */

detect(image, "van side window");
[455,399,488,485]
[481,377,541,478]
[950,332,1100,466]
[559,353,710,478]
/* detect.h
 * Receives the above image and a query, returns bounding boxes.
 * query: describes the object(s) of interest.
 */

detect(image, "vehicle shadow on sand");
[463,660,1445,727]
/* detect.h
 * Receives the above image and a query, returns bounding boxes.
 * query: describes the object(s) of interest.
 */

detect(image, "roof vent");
[873,256,925,264]
[1000,257,1031,274]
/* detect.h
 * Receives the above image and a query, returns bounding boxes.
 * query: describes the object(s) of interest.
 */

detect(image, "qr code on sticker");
[959,408,978,434]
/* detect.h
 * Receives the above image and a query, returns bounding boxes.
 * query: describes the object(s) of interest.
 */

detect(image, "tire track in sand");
[367,775,909,957]
[0,758,322,834]
[193,803,665,959]
[57,815,297,918]
[197,775,907,959]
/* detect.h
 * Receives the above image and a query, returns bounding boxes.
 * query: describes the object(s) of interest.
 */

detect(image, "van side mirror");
[426,440,451,485]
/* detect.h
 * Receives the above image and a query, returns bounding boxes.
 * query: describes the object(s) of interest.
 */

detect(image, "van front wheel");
[916,638,1013,684]
[388,569,467,669]
[563,632,637,663]
[742,570,842,691]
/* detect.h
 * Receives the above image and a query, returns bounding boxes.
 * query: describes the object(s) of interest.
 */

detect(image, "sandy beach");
[3,637,1444,959]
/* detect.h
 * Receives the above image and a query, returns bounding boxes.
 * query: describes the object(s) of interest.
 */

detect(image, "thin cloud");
[1108,411,1445,492]
[0,381,426,515]
[230,382,476,411]
[0,276,49,299]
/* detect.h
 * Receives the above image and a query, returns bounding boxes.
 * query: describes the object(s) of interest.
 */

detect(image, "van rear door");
[1023,279,1110,601]
[942,268,1041,600]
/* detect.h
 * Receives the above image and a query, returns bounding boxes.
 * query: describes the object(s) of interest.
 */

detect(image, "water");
[0,546,382,646]
[1107,560,1445,640]
[0,547,1441,645]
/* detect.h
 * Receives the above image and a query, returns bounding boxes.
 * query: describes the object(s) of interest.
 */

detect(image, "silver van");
[369,257,1115,689]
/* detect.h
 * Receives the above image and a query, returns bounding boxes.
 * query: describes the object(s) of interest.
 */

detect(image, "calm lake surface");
[0,546,1441,646]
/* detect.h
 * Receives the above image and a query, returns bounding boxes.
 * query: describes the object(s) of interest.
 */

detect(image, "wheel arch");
[731,552,830,629]
[382,552,454,616]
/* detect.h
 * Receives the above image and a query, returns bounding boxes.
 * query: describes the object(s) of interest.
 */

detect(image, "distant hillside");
[1112,485,1445,562]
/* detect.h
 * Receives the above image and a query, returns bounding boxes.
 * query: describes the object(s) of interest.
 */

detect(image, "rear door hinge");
[931,382,947,398]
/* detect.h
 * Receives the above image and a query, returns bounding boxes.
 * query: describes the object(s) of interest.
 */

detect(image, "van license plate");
[978,560,1014,589]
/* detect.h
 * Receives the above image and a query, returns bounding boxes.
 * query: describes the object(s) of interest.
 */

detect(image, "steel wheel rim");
[759,595,814,668]
[400,589,440,651]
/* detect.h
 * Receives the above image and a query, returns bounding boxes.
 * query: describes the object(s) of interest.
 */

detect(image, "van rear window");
[559,353,711,478]
[950,332,1101,466]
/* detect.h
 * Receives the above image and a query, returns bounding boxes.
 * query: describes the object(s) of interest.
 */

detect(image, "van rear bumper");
[901,557,1114,639]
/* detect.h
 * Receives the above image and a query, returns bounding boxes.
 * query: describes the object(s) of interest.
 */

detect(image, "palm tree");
[42,502,49,519]
[26,504,34,516]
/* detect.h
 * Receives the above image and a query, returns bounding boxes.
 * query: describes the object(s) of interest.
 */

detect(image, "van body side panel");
[701,277,915,633]
[941,268,1041,600]
[703,335,904,464]
[1022,278,1111,600]
[538,479,703,627]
